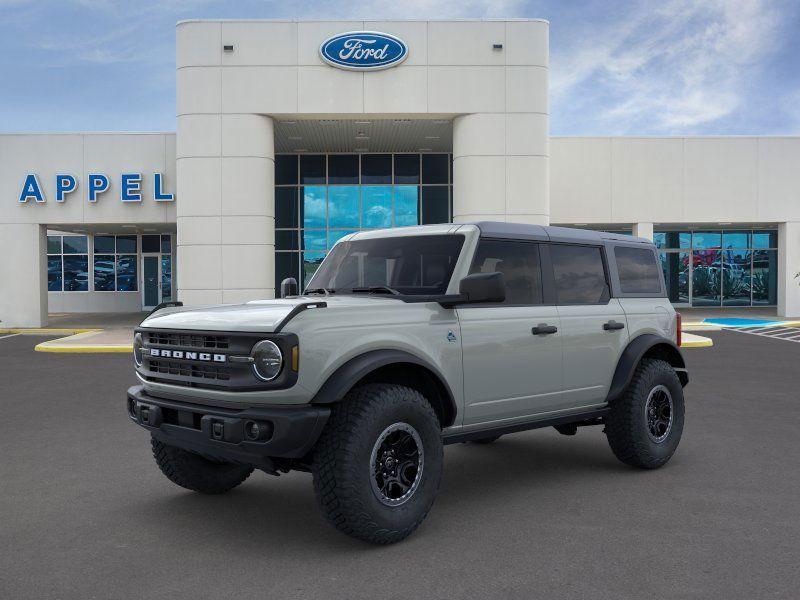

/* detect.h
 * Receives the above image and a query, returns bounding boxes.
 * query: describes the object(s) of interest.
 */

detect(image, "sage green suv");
[128,222,688,544]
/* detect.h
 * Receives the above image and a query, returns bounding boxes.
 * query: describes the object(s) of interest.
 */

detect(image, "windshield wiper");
[350,286,401,295]
[305,287,335,295]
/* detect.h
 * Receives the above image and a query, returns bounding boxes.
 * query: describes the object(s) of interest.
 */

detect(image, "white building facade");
[1,19,799,327]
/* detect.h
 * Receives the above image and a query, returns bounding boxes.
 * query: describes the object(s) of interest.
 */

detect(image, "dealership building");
[1,18,799,327]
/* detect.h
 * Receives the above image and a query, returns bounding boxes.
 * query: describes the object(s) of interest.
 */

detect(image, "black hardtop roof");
[470,221,651,245]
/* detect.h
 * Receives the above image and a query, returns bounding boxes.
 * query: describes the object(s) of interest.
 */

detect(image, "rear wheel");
[151,437,253,494]
[605,358,684,469]
[312,383,443,544]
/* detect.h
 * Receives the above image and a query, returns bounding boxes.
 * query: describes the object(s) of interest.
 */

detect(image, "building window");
[93,235,138,292]
[274,153,454,289]
[655,229,777,307]
[47,235,89,292]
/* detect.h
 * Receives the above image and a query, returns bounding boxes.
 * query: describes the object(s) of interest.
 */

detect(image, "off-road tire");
[312,383,443,544]
[472,434,502,444]
[151,437,253,494]
[605,358,684,469]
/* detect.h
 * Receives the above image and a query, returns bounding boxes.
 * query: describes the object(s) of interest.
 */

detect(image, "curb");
[34,343,132,353]
[0,328,100,335]
[681,333,713,348]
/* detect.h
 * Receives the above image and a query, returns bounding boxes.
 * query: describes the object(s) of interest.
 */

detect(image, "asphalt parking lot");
[2,331,799,599]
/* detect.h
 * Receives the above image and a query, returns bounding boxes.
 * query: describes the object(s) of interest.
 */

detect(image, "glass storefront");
[655,229,777,307]
[274,153,453,288]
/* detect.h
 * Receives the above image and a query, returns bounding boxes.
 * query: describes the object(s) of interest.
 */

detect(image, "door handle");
[532,324,558,335]
[603,320,625,331]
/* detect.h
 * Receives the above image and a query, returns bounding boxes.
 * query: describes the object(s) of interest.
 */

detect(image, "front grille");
[146,331,230,350]
[148,359,231,382]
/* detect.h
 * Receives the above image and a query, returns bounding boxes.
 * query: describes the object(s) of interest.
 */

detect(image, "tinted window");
[551,245,608,304]
[361,154,391,184]
[470,240,542,305]
[141,234,160,253]
[421,154,448,184]
[308,235,464,296]
[615,246,662,294]
[328,155,358,184]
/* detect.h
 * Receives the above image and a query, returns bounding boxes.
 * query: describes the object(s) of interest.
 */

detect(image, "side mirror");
[280,277,299,298]
[458,272,505,304]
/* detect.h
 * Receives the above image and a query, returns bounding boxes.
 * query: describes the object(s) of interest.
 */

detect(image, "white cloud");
[551,0,791,133]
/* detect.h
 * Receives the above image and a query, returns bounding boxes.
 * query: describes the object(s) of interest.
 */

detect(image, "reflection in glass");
[722,231,750,249]
[362,186,392,228]
[47,256,62,291]
[302,186,326,228]
[275,230,299,251]
[161,235,172,254]
[654,232,691,249]
[116,255,137,291]
[161,255,172,300]
[328,186,360,228]
[300,155,325,184]
[722,249,751,306]
[660,252,689,304]
[691,250,721,306]
[394,154,420,184]
[302,230,327,251]
[63,235,88,254]
[328,229,358,248]
[361,154,391,184]
[63,255,89,291]
[94,255,116,291]
[328,155,358,184]
[692,231,721,249]
[394,185,419,226]
[752,250,777,305]
[752,231,778,249]
[302,251,326,287]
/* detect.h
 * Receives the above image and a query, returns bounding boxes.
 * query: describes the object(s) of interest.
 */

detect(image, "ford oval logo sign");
[319,31,408,71]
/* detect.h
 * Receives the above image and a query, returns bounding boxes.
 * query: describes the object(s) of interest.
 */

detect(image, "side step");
[442,407,609,445]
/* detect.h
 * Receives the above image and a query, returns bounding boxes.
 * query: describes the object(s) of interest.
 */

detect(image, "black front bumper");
[127,385,330,468]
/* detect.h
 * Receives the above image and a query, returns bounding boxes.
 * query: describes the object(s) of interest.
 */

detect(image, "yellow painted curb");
[0,328,100,335]
[35,343,132,353]
[681,333,714,348]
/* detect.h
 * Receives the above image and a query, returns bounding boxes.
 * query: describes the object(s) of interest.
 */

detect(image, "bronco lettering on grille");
[148,348,226,363]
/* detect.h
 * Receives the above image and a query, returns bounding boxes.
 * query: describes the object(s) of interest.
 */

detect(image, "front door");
[457,239,563,427]
[142,255,160,309]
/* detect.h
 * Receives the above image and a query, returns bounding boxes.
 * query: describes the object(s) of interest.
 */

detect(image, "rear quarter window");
[614,246,662,294]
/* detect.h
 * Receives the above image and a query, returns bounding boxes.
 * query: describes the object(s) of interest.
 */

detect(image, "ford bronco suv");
[128,222,688,544]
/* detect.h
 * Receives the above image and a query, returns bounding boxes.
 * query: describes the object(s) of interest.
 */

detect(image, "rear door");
[547,243,629,408]
[457,239,563,426]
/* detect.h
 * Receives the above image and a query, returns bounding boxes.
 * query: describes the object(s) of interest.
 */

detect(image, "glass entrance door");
[142,255,160,309]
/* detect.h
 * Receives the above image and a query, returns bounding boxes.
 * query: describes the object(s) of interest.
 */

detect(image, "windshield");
[306,234,465,296]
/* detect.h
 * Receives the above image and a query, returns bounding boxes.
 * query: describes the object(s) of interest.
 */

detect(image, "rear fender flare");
[606,334,687,403]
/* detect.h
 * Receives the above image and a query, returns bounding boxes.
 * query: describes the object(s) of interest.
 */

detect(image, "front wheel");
[312,383,443,544]
[605,358,685,469]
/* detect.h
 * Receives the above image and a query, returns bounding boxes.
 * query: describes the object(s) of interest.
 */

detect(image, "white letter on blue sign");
[56,174,77,202]
[19,174,45,203]
[87,173,109,203]
[153,173,174,202]
[121,173,142,202]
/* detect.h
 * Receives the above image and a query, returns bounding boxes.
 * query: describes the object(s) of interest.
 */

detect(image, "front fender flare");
[310,349,457,426]
[606,334,687,403]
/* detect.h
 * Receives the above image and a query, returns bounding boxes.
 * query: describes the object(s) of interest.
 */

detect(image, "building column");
[632,222,654,241]
[452,113,549,225]
[778,222,800,318]
[0,224,47,327]
[177,114,275,306]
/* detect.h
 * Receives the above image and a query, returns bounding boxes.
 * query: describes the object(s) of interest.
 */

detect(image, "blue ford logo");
[319,31,408,71]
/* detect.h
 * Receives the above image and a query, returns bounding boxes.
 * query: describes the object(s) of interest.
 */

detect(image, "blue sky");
[1,0,798,135]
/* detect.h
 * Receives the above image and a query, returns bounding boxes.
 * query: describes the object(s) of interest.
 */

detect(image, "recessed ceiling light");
[280,120,297,125]
[293,148,308,152]
[573,223,587,226]
[121,225,137,229]
[419,147,433,152]
[425,136,440,140]
[432,119,450,125]
[320,119,338,125]
[394,119,412,124]
[355,134,370,140]
[718,222,732,225]
[354,147,369,152]
[355,120,372,125]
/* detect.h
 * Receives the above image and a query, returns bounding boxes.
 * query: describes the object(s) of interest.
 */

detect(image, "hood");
[140,295,400,333]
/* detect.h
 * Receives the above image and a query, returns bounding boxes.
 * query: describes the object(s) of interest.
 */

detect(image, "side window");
[614,246,662,294]
[550,244,608,304]
[469,240,542,304]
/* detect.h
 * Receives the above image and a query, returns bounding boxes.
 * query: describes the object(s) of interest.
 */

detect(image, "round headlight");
[251,340,283,381]
[133,333,143,367]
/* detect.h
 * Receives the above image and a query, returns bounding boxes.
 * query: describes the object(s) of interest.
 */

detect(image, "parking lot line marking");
[0,333,21,341]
